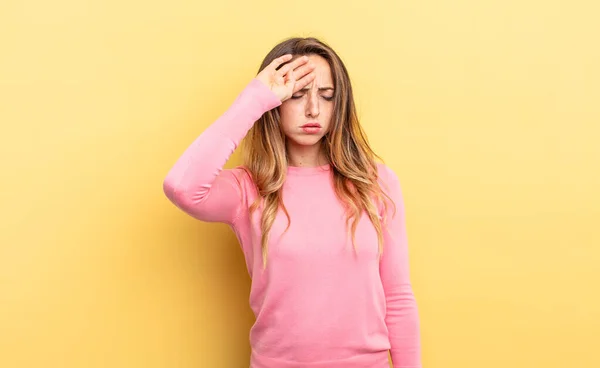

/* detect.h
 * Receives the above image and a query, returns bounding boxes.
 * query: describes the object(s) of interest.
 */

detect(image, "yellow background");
[1,0,598,367]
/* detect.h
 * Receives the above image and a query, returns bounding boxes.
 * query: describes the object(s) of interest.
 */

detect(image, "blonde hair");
[240,37,396,268]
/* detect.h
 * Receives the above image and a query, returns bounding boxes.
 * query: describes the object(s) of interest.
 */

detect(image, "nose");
[305,93,320,118]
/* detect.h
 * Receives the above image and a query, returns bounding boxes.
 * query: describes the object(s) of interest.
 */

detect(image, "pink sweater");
[163,78,421,368]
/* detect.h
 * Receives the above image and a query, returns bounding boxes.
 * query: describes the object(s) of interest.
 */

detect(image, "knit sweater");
[163,78,421,367]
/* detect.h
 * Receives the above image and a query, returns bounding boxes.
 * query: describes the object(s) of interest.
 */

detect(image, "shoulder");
[375,162,406,211]
[230,165,259,196]
[376,162,401,190]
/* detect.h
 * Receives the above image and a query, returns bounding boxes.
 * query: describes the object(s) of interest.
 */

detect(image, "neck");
[286,140,329,167]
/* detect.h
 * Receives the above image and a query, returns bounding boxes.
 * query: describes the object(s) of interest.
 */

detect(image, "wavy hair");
[240,37,395,268]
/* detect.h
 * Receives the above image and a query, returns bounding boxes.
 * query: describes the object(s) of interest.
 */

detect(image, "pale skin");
[255,54,335,167]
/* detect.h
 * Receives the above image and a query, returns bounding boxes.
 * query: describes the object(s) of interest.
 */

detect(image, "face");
[278,54,335,148]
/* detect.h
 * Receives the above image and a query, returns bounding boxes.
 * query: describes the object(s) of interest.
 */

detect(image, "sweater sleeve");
[378,165,422,368]
[162,78,281,225]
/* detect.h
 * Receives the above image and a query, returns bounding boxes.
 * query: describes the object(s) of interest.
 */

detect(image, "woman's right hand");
[255,54,316,102]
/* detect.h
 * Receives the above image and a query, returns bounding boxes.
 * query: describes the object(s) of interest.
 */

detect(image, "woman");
[163,37,421,368]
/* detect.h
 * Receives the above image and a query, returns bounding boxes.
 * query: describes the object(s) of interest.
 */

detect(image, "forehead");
[304,54,333,87]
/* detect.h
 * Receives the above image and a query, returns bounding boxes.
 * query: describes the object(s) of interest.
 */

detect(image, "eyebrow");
[300,87,335,92]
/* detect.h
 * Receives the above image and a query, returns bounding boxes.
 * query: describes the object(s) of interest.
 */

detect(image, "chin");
[290,136,325,146]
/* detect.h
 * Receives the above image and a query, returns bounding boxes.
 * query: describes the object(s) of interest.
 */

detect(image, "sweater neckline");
[286,163,331,176]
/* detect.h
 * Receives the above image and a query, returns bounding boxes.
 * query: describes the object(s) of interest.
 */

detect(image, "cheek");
[323,104,334,123]
[279,103,303,124]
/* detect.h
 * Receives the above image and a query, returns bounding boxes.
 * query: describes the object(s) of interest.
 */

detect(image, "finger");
[276,55,310,76]
[270,54,293,71]
[293,72,316,93]
[289,62,315,81]
[284,66,297,89]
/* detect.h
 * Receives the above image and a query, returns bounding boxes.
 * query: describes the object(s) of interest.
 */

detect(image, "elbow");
[162,176,177,202]
[162,176,210,220]
[385,283,418,307]
[162,176,194,210]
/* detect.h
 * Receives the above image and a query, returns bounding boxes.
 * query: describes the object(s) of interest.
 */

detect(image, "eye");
[291,91,306,99]
[291,93,334,100]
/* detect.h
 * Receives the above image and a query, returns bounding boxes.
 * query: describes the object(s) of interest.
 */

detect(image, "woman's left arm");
[378,165,422,368]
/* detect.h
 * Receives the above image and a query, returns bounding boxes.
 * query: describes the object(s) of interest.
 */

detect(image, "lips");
[301,123,322,134]
[301,122,321,128]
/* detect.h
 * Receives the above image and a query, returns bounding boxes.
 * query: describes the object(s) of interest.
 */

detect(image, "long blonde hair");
[240,37,396,268]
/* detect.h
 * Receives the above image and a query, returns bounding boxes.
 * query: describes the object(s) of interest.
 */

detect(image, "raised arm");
[163,55,316,225]
[162,78,281,224]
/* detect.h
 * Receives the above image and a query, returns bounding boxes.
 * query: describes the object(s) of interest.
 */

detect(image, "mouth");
[301,122,322,128]
[301,123,322,134]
